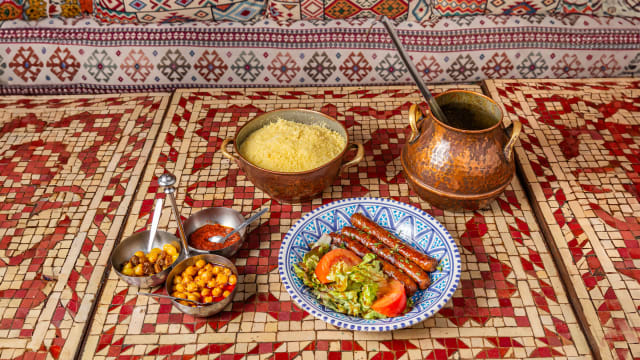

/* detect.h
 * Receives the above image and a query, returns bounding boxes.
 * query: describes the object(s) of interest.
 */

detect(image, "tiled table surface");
[0,81,637,360]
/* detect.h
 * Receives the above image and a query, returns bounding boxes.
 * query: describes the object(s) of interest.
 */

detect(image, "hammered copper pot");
[220,109,363,203]
[401,90,521,211]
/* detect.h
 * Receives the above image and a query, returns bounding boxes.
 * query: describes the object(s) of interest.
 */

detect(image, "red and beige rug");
[485,78,640,360]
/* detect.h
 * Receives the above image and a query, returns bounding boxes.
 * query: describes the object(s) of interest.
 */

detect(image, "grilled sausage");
[329,232,418,296]
[351,213,439,272]
[341,227,431,290]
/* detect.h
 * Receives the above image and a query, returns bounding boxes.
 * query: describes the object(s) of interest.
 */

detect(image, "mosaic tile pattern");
[81,85,589,359]
[0,94,170,360]
[485,78,640,360]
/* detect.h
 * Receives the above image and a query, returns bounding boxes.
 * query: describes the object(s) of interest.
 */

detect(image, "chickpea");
[181,275,193,285]
[195,259,207,269]
[212,266,221,275]
[197,268,206,276]
[163,244,178,256]
[134,264,145,276]
[179,300,191,306]
[216,273,228,286]
[228,274,237,285]
[186,282,199,293]
[185,266,197,277]
[205,263,214,271]
[201,288,212,297]
[223,268,232,276]
[222,290,231,298]
[207,280,217,289]
[196,278,207,289]
[172,291,186,299]
[211,287,222,297]
[187,292,200,302]
[173,275,182,285]
[203,296,213,304]
[174,283,186,293]
[200,271,213,282]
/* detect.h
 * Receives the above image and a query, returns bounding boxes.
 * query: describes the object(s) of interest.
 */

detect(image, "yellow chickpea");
[212,266,221,275]
[203,296,213,304]
[134,264,144,276]
[174,283,186,293]
[181,275,193,285]
[185,266,197,277]
[223,268,232,276]
[196,278,207,289]
[195,259,207,269]
[216,273,228,286]
[222,290,231,298]
[134,251,145,258]
[205,263,214,271]
[173,275,182,285]
[172,291,186,299]
[163,244,178,256]
[228,274,237,285]
[211,287,222,297]
[122,266,134,276]
[187,292,200,302]
[186,282,198,293]
[200,271,213,282]
[207,280,217,289]
[201,288,212,297]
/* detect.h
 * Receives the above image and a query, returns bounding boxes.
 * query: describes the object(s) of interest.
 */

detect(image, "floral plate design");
[278,197,461,331]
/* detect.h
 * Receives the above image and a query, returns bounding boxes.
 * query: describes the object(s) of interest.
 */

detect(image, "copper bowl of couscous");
[221,109,363,203]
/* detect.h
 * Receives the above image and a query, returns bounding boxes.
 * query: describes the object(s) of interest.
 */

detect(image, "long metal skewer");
[369,16,448,124]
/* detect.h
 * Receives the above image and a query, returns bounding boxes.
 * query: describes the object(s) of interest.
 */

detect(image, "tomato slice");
[315,248,362,284]
[371,279,407,317]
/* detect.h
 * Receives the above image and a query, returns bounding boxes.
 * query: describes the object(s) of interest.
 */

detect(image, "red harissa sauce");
[189,224,241,251]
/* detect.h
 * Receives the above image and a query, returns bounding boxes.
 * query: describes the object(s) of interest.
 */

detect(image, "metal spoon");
[147,198,163,253]
[137,291,207,306]
[208,207,268,244]
[369,16,449,124]
[158,173,192,257]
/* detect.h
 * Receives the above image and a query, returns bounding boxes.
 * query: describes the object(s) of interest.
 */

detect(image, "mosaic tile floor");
[77,85,589,359]
[0,94,170,359]
[485,78,640,360]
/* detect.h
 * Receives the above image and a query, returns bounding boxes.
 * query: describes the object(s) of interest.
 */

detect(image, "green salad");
[293,241,388,319]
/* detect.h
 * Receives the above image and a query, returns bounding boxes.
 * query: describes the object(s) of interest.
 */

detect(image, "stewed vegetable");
[171,259,237,306]
[121,244,179,276]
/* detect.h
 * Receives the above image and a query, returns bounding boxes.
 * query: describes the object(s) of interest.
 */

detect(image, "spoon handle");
[376,16,448,124]
[137,291,203,305]
[214,207,268,243]
[147,198,163,253]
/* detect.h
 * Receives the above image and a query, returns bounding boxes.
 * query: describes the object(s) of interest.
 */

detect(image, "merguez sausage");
[329,232,418,296]
[341,227,431,290]
[351,213,439,272]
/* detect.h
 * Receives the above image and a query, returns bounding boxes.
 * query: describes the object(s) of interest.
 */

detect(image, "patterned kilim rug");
[0,94,170,359]
[81,85,589,359]
[485,78,640,360]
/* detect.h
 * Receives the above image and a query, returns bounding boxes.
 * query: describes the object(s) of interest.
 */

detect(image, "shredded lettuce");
[294,244,386,319]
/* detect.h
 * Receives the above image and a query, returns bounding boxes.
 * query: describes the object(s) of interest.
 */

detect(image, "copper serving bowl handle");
[339,142,364,175]
[220,138,238,163]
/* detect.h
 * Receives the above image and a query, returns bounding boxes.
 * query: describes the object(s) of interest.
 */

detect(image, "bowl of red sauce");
[183,207,248,257]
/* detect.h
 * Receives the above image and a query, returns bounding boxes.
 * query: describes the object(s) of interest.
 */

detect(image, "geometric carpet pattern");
[80,85,588,359]
[485,78,640,360]
[0,94,170,360]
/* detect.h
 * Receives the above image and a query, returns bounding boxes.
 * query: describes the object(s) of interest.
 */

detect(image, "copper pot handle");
[220,138,238,162]
[339,142,364,175]
[503,120,522,160]
[408,103,424,143]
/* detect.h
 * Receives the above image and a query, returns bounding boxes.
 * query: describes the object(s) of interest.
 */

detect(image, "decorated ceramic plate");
[278,197,461,331]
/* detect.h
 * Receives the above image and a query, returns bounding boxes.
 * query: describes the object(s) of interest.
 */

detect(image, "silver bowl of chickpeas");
[165,254,238,317]
[111,230,182,288]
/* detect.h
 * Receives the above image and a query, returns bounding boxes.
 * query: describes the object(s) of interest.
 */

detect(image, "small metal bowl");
[183,207,247,257]
[111,230,183,288]
[165,253,239,317]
